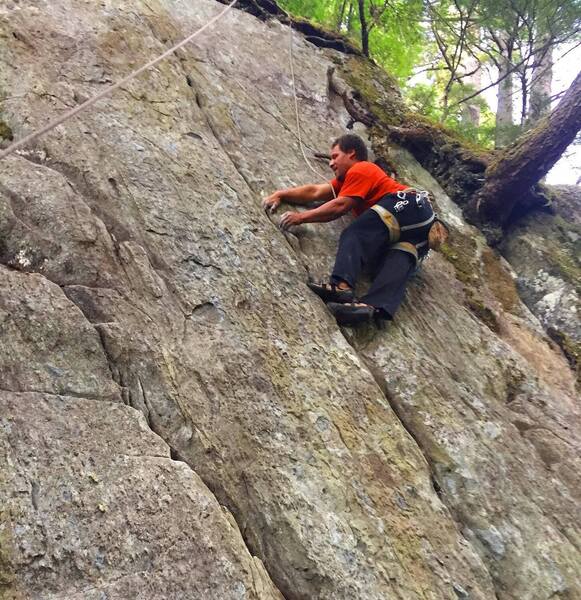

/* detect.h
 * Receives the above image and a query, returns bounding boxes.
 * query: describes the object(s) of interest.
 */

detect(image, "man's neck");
[340,159,361,180]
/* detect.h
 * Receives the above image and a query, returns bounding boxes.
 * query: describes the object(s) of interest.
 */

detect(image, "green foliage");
[404,82,497,148]
[278,0,425,81]
[404,83,440,120]
[278,0,581,152]
[278,0,343,28]
[364,2,425,80]
[278,0,341,24]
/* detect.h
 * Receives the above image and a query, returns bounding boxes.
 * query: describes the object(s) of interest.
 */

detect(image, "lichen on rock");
[0,1,579,599]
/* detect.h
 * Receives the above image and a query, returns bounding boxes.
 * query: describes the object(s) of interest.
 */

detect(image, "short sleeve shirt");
[331,162,407,217]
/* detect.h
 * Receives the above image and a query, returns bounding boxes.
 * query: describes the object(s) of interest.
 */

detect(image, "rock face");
[0,2,579,599]
[500,185,580,384]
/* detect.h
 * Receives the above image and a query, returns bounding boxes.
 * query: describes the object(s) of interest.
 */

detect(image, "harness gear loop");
[415,190,430,208]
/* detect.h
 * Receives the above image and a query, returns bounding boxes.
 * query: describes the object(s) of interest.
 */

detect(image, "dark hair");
[331,134,368,161]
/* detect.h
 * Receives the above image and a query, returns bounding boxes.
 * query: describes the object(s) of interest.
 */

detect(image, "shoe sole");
[307,282,354,304]
[327,302,376,325]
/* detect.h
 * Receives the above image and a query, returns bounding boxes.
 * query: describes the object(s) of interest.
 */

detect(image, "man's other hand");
[262,192,282,213]
[279,211,303,230]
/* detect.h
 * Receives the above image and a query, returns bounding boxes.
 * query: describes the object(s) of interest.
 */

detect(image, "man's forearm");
[299,196,354,223]
[277,184,324,205]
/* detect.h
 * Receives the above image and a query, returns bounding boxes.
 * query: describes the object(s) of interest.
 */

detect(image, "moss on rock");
[547,328,580,389]
[465,292,501,333]
[481,248,520,313]
[438,233,480,288]
[0,118,13,141]
[0,507,18,598]
[341,56,404,127]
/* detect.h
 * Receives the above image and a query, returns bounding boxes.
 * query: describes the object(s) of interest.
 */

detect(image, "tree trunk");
[461,52,482,127]
[336,0,348,31]
[346,1,354,32]
[529,44,553,122]
[357,0,369,56]
[470,69,581,227]
[518,68,528,126]
[441,80,451,122]
[495,33,514,148]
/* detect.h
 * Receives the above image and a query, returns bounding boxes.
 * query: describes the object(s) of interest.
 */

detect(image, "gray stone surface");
[0,267,283,599]
[500,185,580,353]
[0,1,579,599]
[300,147,581,599]
[1,391,282,600]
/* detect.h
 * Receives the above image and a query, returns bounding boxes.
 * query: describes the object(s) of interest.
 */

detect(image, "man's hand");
[262,192,282,213]
[279,211,304,230]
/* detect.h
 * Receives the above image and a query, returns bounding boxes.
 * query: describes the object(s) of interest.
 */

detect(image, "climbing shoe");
[326,302,377,326]
[307,281,354,304]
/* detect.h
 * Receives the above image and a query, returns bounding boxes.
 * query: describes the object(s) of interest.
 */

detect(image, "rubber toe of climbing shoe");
[327,302,376,326]
[307,281,354,304]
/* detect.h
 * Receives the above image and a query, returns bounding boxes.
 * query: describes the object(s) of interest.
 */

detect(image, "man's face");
[329,145,357,180]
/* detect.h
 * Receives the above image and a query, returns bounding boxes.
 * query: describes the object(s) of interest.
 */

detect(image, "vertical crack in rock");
[0,237,285,595]
[1,150,287,592]
[358,358,431,473]
[367,358,502,600]
[355,350,496,575]
[4,2,577,597]
[57,288,289,600]
[197,100,256,194]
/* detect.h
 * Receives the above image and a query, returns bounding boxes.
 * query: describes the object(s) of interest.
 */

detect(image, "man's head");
[329,134,368,180]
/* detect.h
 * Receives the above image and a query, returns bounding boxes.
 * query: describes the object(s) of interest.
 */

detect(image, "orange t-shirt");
[331,161,407,217]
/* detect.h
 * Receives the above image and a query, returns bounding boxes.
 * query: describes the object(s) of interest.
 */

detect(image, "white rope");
[288,24,336,198]
[0,0,238,161]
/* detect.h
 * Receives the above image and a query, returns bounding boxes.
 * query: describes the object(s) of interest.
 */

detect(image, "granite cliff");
[0,1,579,599]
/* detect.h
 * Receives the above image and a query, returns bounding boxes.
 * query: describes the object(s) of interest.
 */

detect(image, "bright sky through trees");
[546,44,581,184]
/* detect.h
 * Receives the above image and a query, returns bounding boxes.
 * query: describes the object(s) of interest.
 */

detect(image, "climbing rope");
[287,21,336,198]
[0,0,238,161]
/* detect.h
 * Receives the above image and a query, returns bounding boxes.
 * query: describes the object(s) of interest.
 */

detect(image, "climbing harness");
[401,213,435,231]
[0,0,238,161]
[370,204,401,240]
[393,199,409,212]
[390,241,419,264]
[370,190,437,266]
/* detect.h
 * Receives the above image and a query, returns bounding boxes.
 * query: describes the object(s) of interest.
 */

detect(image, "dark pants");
[330,193,433,319]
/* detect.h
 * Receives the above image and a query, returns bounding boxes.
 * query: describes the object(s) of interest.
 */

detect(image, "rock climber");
[263,134,447,325]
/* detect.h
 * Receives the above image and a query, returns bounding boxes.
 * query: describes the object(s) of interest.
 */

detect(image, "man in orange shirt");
[263,134,435,325]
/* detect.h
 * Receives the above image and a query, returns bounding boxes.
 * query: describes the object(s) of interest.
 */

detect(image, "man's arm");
[262,183,334,213]
[279,196,357,230]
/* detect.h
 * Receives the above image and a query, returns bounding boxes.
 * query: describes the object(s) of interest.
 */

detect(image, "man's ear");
[348,149,357,160]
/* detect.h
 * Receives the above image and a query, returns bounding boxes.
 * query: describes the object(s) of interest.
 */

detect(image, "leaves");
[278,0,581,149]
[279,0,425,80]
